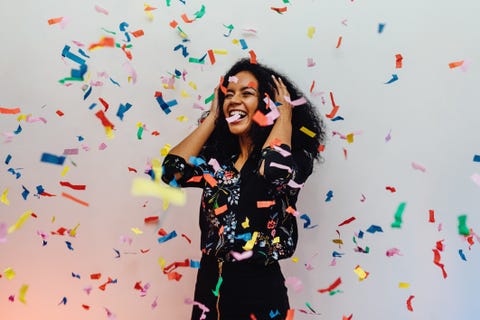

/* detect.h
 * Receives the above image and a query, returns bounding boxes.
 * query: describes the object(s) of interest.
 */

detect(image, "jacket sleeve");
[161,153,211,188]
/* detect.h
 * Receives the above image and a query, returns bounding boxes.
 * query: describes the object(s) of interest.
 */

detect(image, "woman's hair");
[202,58,325,167]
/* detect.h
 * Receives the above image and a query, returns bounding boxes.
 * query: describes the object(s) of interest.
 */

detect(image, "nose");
[230,92,242,103]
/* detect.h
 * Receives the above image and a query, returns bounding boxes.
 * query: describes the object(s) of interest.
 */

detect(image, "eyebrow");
[226,86,258,92]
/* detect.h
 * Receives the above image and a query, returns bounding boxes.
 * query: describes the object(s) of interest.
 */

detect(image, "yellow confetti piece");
[300,126,316,138]
[17,114,28,121]
[1,188,10,206]
[104,126,115,139]
[151,158,162,183]
[180,90,190,98]
[69,223,80,237]
[213,49,228,55]
[346,133,354,144]
[291,257,299,263]
[272,236,280,244]
[131,178,186,206]
[158,257,166,270]
[241,217,250,229]
[188,81,197,90]
[61,165,70,177]
[307,26,316,39]
[232,39,239,45]
[160,144,172,157]
[4,267,16,280]
[19,284,29,304]
[131,227,143,235]
[243,231,258,250]
[51,216,56,223]
[162,199,170,211]
[399,282,410,289]
[176,115,188,122]
[354,265,368,281]
[8,210,33,234]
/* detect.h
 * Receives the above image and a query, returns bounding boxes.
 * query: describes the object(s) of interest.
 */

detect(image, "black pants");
[191,254,290,320]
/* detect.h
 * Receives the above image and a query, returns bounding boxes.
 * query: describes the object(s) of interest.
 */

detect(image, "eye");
[225,92,234,99]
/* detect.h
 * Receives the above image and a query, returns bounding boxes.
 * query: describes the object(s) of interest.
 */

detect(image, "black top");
[161,144,313,265]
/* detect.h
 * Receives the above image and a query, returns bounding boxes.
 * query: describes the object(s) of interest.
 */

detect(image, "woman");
[161,58,325,320]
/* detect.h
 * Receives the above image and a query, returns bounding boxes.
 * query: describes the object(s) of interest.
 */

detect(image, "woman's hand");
[272,75,292,120]
[205,85,220,123]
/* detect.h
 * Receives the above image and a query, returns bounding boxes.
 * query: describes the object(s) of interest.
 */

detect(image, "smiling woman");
[161,58,325,320]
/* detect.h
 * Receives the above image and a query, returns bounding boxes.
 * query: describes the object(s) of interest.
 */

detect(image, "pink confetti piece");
[228,76,239,83]
[285,276,304,293]
[98,142,107,150]
[230,250,253,261]
[471,173,480,186]
[269,162,292,173]
[123,61,137,84]
[185,298,210,319]
[25,115,47,123]
[386,248,403,257]
[95,4,109,15]
[307,57,316,67]
[63,148,79,155]
[208,158,221,173]
[226,114,241,123]
[411,162,426,172]
[385,129,392,142]
[0,222,7,243]
[285,96,308,107]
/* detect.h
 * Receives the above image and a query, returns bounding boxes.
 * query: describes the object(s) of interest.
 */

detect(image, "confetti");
[457,215,470,236]
[385,74,399,84]
[391,202,407,228]
[40,153,66,165]
[406,295,415,312]
[318,277,342,294]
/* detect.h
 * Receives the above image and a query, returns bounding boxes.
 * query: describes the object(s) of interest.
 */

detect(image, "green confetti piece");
[212,275,223,297]
[194,5,206,19]
[458,215,470,236]
[58,77,83,84]
[101,27,116,35]
[391,202,407,228]
[137,126,144,140]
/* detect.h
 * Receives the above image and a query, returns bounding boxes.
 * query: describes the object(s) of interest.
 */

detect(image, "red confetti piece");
[140,249,150,253]
[56,110,64,116]
[207,49,216,65]
[82,304,90,310]
[406,295,415,311]
[95,110,115,130]
[385,186,396,193]
[448,60,464,69]
[432,248,448,278]
[90,273,102,280]
[127,167,137,173]
[326,92,339,119]
[335,36,343,48]
[338,216,356,226]
[99,277,114,290]
[169,20,178,28]
[158,228,168,236]
[144,216,159,224]
[310,80,315,93]
[249,50,257,64]
[318,277,342,293]
[181,233,192,244]
[428,209,435,223]
[151,131,160,136]
[60,181,86,190]
[98,98,109,112]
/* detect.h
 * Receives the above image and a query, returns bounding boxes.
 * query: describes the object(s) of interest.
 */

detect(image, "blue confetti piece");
[325,190,333,202]
[332,251,345,258]
[7,168,21,179]
[83,85,92,100]
[109,77,120,87]
[14,125,22,135]
[116,102,133,120]
[190,260,200,268]
[269,310,280,318]
[473,155,480,162]
[58,297,67,305]
[331,116,344,121]
[155,93,178,114]
[174,44,189,57]
[459,249,467,261]
[77,136,84,141]
[300,214,318,229]
[366,225,383,234]
[88,103,97,110]
[378,23,386,33]
[239,39,248,50]
[21,185,29,200]
[158,230,177,243]
[5,154,12,165]
[65,241,74,250]
[358,230,364,239]
[235,233,252,241]
[385,74,398,84]
[71,272,81,279]
[78,48,90,59]
[41,153,66,165]
[189,156,206,166]
[42,240,48,246]
[36,185,45,194]
[71,63,87,79]
[61,45,86,65]
[113,248,121,258]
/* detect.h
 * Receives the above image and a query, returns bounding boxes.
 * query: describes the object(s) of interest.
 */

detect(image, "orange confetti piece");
[214,204,228,215]
[88,37,115,51]
[90,273,102,280]
[285,309,295,320]
[203,173,217,187]
[62,192,89,207]
[336,36,343,48]
[131,29,144,38]
[309,80,315,93]
[249,50,257,64]
[318,144,325,152]
[448,60,464,69]
[0,107,21,114]
[396,54,403,68]
[326,91,340,118]
[169,20,178,28]
[207,49,216,65]
[271,6,287,13]
[48,17,63,25]
[257,200,276,208]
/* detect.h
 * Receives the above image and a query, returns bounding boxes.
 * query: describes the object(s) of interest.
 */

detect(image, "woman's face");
[222,71,260,137]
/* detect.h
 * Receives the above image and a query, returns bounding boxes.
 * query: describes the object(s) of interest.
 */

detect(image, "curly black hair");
[202,58,325,167]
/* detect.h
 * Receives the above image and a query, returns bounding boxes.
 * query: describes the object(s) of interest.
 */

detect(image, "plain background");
[1,0,479,319]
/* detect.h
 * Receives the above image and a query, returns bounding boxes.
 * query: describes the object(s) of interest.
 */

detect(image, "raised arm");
[168,87,219,161]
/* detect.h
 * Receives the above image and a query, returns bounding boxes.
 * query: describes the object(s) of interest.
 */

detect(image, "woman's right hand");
[206,84,220,123]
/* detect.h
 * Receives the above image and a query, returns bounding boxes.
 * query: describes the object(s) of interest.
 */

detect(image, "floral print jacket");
[161,144,312,265]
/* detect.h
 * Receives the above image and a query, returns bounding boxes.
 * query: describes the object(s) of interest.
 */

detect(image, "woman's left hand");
[272,75,292,119]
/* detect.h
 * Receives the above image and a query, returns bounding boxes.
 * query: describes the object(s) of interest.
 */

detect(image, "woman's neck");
[235,135,254,171]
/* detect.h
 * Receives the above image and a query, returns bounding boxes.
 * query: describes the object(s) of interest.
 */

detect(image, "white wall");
[1,0,479,319]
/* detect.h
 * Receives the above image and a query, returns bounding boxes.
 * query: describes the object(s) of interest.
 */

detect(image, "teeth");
[229,110,247,118]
